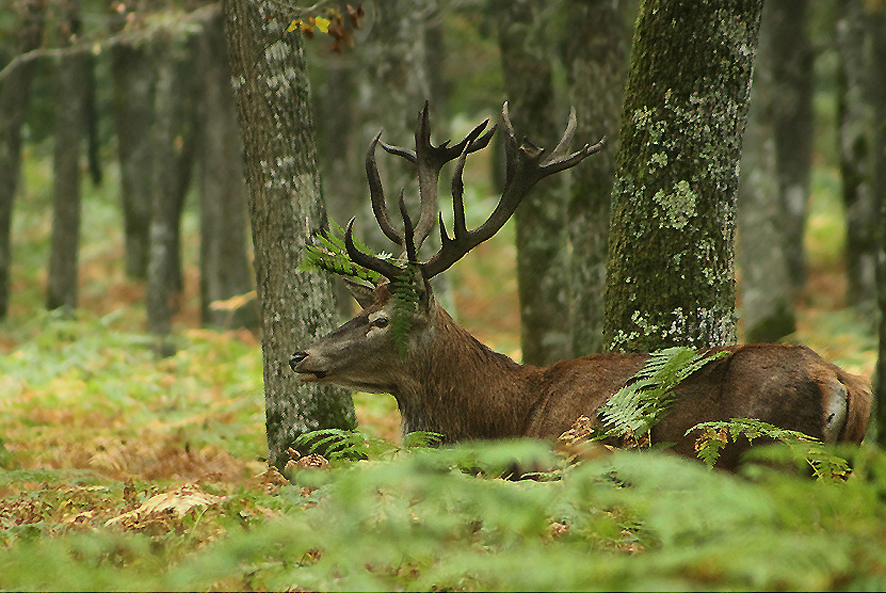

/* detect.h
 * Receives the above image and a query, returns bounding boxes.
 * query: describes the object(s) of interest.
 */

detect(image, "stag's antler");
[364,101,495,252]
[346,102,605,283]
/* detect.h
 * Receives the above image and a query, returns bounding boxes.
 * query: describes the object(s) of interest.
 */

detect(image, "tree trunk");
[604,0,763,353]
[565,0,630,357]
[497,0,570,366]
[0,0,45,319]
[223,0,357,471]
[836,0,882,311]
[769,0,813,290]
[738,0,808,343]
[146,32,196,353]
[109,4,155,280]
[354,0,435,251]
[868,6,886,447]
[46,0,88,312]
[314,51,359,318]
[738,89,796,343]
[196,7,255,329]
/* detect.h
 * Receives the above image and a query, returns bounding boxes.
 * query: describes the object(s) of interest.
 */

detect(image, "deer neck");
[392,305,540,441]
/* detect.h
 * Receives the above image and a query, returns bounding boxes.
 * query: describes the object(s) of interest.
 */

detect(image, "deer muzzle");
[289,351,327,381]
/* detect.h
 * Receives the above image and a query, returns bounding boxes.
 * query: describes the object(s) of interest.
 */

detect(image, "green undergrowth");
[0,308,266,474]
[2,441,886,591]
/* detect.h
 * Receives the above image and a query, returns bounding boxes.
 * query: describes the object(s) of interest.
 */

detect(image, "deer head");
[291,102,603,384]
[289,103,603,436]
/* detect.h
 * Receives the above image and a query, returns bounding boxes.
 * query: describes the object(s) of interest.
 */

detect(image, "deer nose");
[289,351,309,371]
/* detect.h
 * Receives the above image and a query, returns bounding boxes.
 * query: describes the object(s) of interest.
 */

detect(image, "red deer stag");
[290,103,872,469]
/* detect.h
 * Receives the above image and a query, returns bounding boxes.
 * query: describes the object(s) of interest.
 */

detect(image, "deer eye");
[369,316,390,329]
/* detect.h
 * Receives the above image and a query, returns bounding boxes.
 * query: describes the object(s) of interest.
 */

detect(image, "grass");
[0,145,882,590]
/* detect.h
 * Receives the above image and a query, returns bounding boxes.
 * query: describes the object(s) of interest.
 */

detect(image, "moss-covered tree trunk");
[223,0,357,471]
[604,0,763,353]
[497,0,571,365]
[565,0,630,357]
[0,0,45,319]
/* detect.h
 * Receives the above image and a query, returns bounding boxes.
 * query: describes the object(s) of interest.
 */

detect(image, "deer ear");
[344,279,376,309]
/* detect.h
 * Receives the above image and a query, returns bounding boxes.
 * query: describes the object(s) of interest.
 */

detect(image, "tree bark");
[109,3,155,280]
[565,0,630,357]
[604,0,763,353]
[769,0,813,290]
[836,0,882,310]
[738,0,810,343]
[497,0,570,366]
[46,0,88,312]
[0,0,45,319]
[146,31,197,353]
[867,6,886,447]
[223,0,357,471]
[738,87,796,343]
[196,7,255,329]
[353,0,456,313]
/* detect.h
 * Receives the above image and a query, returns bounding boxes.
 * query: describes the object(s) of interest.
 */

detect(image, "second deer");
[290,103,872,470]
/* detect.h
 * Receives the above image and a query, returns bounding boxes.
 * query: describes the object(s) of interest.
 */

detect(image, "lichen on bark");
[604,0,763,353]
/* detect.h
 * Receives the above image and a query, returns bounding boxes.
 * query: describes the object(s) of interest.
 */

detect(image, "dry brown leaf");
[105,485,225,526]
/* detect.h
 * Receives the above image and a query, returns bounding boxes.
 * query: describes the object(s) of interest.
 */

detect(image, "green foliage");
[691,418,852,480]
[389,264,424,357]
[293,428,443,462]
[298,219,384,284]
[1,305,884,591]
[7,446,886,591]
[597,347,729,444]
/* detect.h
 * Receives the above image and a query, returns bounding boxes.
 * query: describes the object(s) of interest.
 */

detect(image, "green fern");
[294,428,443,463]
[389,265,423,357]
[596,347,729,445]
[298,219,385,284]
[689,418,851,479]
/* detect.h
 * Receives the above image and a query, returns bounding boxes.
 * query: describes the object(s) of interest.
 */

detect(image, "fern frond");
[597,347,728,444]
[688,418,851,479]
[300,220,422,358]
[390,265,423,357]
[298,219,387,284]
[295,428,443,463]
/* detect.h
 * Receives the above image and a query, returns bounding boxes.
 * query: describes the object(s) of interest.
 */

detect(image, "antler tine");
[539,106,606,174]
[344,217,403,282]
[398,192,419,264]
[377,102,497,252]
[423,102,603,279]
[366,132,405,246]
